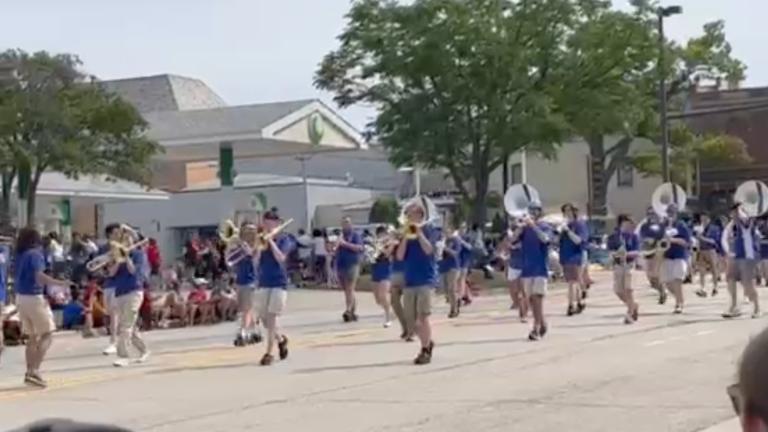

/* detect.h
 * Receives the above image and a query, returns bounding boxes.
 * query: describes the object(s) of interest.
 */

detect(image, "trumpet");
[86,238,148,272]
[403,222,424,240]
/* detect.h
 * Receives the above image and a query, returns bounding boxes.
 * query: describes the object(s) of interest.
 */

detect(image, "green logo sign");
[308,113,325,145]
[250,192,267,212]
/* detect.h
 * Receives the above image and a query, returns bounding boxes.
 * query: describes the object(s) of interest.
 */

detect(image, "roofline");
[261,100,368,149]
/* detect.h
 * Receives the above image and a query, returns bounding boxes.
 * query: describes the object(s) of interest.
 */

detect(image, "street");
[0,272,756,432]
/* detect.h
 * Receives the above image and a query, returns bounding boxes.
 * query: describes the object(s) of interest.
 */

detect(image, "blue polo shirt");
[336,230,362,271]
[258,234,293,289]
[458,236,473,269]
[606,230,640,264]
[0,244,8,304]
[559,220,589,265]
[392,258,404,274]
[729,221,760,260]
[520,222,552,278]
[508,240,523,270]
[699,224,722,253]
[639,221,664,242]
[14,247,47,296]
[113,250,144,297]
[235,253,257,286]
[438,237,460,274]
[403,225,439,288]
[663,221,692,260]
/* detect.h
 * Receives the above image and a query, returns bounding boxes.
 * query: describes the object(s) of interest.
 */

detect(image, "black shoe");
[581,290,588,300]
[659,291,668,305]
[249,333,263,344]
[712,289,719,297]
[278,336,289,360]
[414,349,431,365]
[567,305,575,316]
[405,334,415,342]
[260,353,274,366]
[426,340,435,355]
[631,305,639,322]
[695,289,707,298]
[528,330,540,341]
[462,296,472,306]
[351,312,359,322]
[233,334,246,347]
[342,311,352,322]
[684,275,692,284]
[577,302,586,314]
[539,324,548,338]
[400,331,408,340]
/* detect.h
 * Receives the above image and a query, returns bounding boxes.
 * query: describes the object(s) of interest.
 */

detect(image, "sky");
[1,0,766,131]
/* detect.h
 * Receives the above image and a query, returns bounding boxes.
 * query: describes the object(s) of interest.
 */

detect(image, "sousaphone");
[651,182,687,218]
[503,183,542,219]
[734,180,768,218]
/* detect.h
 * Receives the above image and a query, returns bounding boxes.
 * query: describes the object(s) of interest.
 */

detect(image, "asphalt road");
[0,272,757,432]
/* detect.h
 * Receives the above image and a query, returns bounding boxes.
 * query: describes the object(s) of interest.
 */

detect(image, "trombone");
[256,218,294,251]
[86,237,148,272]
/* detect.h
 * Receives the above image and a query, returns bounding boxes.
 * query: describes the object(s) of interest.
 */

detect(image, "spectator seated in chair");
[2,304,24,346]
[211,284,238,322]
[187,278,216,325]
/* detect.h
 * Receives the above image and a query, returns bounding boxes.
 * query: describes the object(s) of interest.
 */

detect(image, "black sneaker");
[528,330,540,341]
[233,334,246,347]
[695,289,707,298]
[405,334,415,342]
[342,311,352,322]
[577,302,586,314]
[400,331,408,340]
[278,336,289,360]
[260,353,274,366]
[351,312,359,322]
[581,289,588,300]
[539,324,548,338]
[414,349,431,365]
[426,340,435,355]
[659,291,668,305]
[712,289,719,297]
[249,333,263,344]
[567,305,575,316]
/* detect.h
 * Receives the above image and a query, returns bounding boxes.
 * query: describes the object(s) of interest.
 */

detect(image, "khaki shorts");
[727,259,758,283]
[562,264,584,283]
[660,259,688,284]
[256,288,287,317]
[696,249,718,272]
[17,294,56,336]
[403,286,432,320]
[236,284,256,313]
[391,272,404,288]
[338,264,361,287]
[613,266,632,294]
[103,288,117,313]
[522,277,548,297]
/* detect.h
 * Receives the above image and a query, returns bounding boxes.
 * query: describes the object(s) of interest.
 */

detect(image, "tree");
[560,0,745,215]
[369,196,399,224]
[632,123,751,190]
[0,50,161,225]
[316,0,582,225]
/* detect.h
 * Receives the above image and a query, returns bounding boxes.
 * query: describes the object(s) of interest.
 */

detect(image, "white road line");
[696,330,715,336]
[644,340,666,347]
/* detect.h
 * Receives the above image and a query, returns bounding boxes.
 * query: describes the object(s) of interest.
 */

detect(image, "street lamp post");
[658,5,683,183]
[295,154,312,232]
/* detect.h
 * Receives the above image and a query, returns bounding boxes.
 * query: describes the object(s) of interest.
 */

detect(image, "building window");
[616,159,634,188]
[510,163,523,185]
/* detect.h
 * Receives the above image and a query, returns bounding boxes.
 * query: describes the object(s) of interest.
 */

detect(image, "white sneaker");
[137,351,151,363]
[113,358,131,368]
[102,344,117,356]
[723,308,742,319]
[752,310,762,319]
[383,321,392,328]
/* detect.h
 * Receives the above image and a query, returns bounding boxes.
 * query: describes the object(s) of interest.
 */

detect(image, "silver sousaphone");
[503,183,542,220]
[647,182,687,254]
[734,180,768,218]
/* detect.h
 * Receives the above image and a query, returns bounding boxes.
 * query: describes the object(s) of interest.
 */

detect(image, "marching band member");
[101,223,122,356]
[14,227,73,387]
[438,222,461,319]
[559,203,589,316]
[109,231,151,368]
[370,225,394,327]
[606,214,640,324]
[637,208,666,304]
[0,236,9,361]
[694,213,722,298]
[232,222,262,347]
[659,204,692,314]
[513,204,552,341]
[722,204,761,319]
[758,217,768,287]
[337,216,364,323]
[254,210,293,366]
[498,219,527,322]
[396,199,439,365]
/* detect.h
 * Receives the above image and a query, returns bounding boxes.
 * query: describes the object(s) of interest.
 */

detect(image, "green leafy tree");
[316,0,584,225]
[561,0,746,215]
[0,49,161,224]
[369,196,399,224]
[632,123,751,189]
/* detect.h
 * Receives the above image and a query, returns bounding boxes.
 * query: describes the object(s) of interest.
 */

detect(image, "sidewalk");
[700,418,739,432]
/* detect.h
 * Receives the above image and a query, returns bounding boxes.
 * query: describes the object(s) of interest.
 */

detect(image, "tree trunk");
[26,167,44,227]
[0,169,13,230]
[587,135,633,217]
[471,172,490,228]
